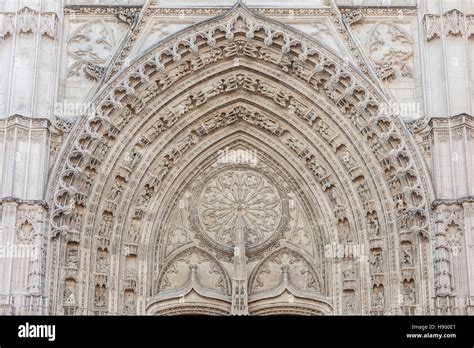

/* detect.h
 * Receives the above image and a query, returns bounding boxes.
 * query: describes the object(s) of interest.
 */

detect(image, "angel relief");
[367,22,414,82]
[67,19,115,80]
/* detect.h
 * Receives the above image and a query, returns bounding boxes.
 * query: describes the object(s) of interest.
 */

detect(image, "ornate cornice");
[406,113,474,135]
[339,7,417,27]
[430,114,474,136]
[0,114,51,131]
[340,7,417,16]
[51,3,433,240]
[64,5,141,15]
[424,9,474,41]
[63,6,335,17]
[106,6,152,78]
[47,2,435,314]
[0,197,49,209]
[405,115,429,134]
[429,113,474,124]
[432,197,474,207]
[64,6,418,17]
[64,4,377,81]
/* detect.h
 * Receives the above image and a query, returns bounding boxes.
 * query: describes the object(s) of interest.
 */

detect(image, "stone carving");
[53,6,431,243]
[67,19,114,79]
[328,187,344,209]
[194,106,285,137]
[446,219,463,254]
[165,228,193,256]
[150,20,171,42]
[165,134,196,165]
[107,180,124,202]
[424,14,442,40]
[16,219,35,244]
[230,206,250,315]
[84,62,106,81]
[432,208,465,297]
[467,15,474,37]
[288,228,313,255]
[0,12,15,38]
[197,169,283,248]
[375,63,396,81]
[443,9,463,36]
[138,134,196,195]
[343,290,356,314]
[0,7,57,39]
[99,215,113,237]
[338,148,358,170]
[338,219,352,243]
[159,62,191,90]
[372,285,385,310]
[157,247,230,293]
[424,10,473,40]
[128,215,143,244]
[122,147,142,171]
[124,252,138,278]
[129,81,159,114]
[136,186,153,209]
[368,216,380,238]
[367,23,414,82]
[401,244,414,268]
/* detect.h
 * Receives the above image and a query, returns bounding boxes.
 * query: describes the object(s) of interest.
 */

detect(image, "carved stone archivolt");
[47,2,435,315]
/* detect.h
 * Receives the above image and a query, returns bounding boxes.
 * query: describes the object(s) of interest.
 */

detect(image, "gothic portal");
[1,0,474,316]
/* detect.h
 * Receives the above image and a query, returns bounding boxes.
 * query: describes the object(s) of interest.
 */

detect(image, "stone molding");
[424,9,474,41]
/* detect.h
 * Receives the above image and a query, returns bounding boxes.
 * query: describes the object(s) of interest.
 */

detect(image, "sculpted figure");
[66,245,79,268]
[107,181,123,201]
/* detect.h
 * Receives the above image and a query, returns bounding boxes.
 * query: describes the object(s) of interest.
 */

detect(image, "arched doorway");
[46,2,434,315]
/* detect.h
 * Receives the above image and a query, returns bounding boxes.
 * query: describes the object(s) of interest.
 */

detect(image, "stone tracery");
[45,2,435,315]
[194,168,287,251]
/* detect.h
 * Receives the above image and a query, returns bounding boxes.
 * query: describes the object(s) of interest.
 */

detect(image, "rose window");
[195,168,285,251]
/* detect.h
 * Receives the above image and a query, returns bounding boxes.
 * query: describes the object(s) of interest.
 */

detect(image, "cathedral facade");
[0,0,473,315]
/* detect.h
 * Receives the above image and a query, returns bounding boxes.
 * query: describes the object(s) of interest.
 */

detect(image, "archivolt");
[46,3,434,315]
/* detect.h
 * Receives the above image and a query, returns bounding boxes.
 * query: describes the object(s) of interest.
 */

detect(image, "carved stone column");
[433,207,453,298]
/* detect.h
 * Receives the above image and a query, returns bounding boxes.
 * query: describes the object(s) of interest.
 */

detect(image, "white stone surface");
[0,0,473,316]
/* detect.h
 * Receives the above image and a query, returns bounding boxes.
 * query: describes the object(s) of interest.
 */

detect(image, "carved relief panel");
[62,17,127,106]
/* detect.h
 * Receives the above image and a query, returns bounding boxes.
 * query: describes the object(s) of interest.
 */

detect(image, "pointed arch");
[46,2,435,315]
